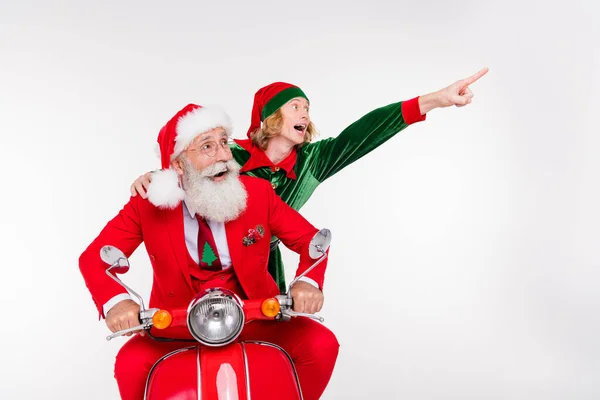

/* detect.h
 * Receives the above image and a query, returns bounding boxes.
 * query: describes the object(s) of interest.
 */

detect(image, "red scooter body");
[145,341,302,399]
[139,296,304,400]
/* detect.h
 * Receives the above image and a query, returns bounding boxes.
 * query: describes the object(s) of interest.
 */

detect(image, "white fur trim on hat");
[147,168,185,209]
[172,105,233,160]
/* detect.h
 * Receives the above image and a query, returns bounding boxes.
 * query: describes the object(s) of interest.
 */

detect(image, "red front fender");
[145,342,302,400]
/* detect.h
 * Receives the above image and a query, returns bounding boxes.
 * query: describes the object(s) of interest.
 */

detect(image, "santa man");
[79,104,339,400]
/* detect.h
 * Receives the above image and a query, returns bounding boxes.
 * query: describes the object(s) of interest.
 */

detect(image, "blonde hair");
[250,109,318,150]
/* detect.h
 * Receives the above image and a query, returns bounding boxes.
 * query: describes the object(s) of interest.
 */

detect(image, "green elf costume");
[232,82,426,292]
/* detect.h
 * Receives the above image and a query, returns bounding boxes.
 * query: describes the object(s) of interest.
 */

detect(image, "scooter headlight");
[187,289,245,346]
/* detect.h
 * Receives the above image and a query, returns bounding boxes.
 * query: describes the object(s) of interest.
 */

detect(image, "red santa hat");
[147,103,233,209]
[247,82,309,138]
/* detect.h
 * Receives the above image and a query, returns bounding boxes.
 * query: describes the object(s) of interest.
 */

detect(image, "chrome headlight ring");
[186,288,245,346]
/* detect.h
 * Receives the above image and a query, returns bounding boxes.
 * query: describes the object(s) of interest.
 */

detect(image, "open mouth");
[294,124,307,135]
[211,167,228,179]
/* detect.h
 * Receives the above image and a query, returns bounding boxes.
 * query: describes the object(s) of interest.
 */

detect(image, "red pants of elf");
[113,316,339,400]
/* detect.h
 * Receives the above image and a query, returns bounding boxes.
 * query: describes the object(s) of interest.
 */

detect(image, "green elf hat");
[246,82,309,138]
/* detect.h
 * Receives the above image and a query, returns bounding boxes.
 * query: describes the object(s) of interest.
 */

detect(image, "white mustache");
[199,162,230,178]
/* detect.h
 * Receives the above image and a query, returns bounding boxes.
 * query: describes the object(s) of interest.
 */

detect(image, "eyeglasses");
[186,138,233,158]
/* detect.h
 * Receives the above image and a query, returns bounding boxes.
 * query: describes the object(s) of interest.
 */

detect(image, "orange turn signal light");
[152,310,173,329]
[261,298,281,318]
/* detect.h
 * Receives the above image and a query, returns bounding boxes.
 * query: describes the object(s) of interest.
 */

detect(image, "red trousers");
[114,316,339,400]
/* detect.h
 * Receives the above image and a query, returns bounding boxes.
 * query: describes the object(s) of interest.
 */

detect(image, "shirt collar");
[234,138,297,180]
[182,199,196,218]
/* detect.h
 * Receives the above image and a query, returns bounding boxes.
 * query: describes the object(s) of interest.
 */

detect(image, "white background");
[1,1,599,399]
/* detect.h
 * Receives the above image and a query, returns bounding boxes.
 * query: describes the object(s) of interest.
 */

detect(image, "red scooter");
[99,229,332,400]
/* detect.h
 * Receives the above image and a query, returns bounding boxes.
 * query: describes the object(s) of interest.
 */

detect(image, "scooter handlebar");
[244,296,324,323]
[106,295,324,342]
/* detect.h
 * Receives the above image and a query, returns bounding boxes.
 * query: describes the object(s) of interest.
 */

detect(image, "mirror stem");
[106,265,146,311]
[287,250,327,295]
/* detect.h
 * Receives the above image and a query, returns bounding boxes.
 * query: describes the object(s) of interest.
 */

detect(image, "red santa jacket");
[79,175,328,317]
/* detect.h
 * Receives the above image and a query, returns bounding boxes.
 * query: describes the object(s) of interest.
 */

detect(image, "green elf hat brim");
[261,86,309,121]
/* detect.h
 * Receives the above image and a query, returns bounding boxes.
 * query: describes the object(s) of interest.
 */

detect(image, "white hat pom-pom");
[146,169,185,209]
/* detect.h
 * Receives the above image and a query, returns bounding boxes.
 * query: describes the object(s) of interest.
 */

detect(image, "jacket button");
[274,166,280,172]
[168,292,175,297]
[271,183,277,189]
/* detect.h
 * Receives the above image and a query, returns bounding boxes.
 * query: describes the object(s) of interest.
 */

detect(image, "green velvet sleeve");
[304,101,410,183]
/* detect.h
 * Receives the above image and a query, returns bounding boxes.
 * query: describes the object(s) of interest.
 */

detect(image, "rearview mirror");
[308,229,331,259]
[100,245,130,274]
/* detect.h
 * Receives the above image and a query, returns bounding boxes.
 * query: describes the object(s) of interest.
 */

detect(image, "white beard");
[181,159,247,223]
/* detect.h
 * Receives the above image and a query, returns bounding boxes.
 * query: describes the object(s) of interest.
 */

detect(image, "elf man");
[130,68,489,292]
[79,104,338,400]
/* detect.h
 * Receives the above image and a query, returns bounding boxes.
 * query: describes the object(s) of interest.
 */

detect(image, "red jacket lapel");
[225,217,244,280]
[164,204,194,292]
